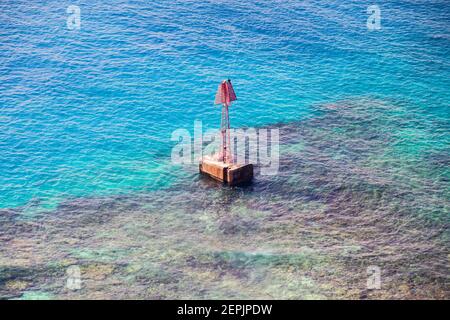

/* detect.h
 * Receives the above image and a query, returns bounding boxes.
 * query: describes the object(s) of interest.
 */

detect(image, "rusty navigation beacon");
[199,80,254,185]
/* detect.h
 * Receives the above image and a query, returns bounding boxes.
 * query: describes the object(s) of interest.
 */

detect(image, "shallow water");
[0,1,449,299]
[1,99,449,299]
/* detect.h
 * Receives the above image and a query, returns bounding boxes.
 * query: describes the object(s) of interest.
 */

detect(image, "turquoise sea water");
[0,1,449,299]
[1,0,449,210]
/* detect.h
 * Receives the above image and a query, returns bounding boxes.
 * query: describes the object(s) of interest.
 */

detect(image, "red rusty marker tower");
[199,79,253,186]
[215,79,237,163]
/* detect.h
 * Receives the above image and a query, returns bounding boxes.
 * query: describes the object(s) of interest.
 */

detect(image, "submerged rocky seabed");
[0,98,448,299]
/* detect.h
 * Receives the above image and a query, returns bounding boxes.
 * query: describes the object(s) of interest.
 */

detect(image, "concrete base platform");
[199,158,253,186]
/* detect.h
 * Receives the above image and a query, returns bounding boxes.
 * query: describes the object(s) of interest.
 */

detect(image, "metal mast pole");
[221,103,230,163]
